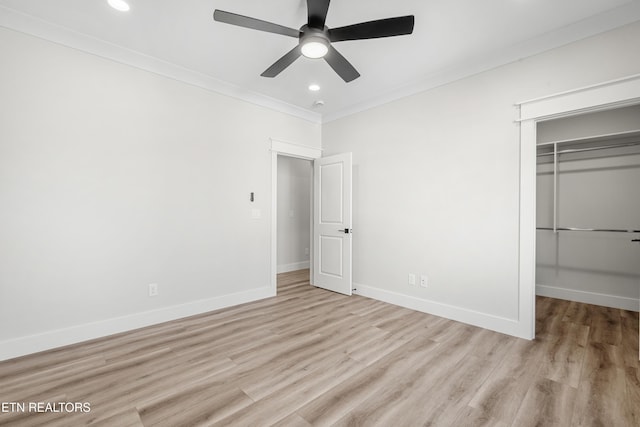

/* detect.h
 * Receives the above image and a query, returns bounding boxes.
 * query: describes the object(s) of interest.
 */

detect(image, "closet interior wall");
[277,156,312,274]
[535,105,640,311]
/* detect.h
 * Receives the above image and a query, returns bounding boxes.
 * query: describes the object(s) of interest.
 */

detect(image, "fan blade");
[324,45,360,82]
[261,45,303,78]
[214,10,300,38]
[307,0,330,29]
[329,15,414,42]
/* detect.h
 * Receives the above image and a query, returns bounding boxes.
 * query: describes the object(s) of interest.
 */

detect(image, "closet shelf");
[536,140,640,157]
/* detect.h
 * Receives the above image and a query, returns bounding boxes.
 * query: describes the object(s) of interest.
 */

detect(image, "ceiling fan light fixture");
[108,0,130,12]
[301,37,328,59]
[213,4,415,82]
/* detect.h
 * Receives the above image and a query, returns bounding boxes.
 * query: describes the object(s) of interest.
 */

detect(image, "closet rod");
[537,140,640,157]
[537,227,640,233]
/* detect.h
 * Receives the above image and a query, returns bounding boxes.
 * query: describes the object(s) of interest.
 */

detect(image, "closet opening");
[535,104,640,314]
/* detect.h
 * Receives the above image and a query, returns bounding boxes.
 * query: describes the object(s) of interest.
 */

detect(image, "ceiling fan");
[213,0,415,83]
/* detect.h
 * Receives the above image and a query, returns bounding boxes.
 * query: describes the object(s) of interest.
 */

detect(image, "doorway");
[269,140,354,296]
[269,139,322,294]
[276,155,313,276]
[517,74,640,340]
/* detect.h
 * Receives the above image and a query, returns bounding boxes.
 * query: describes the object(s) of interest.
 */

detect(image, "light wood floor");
[1,269,638,426]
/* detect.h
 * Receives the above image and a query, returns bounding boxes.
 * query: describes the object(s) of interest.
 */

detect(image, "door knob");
[339,228,353,234]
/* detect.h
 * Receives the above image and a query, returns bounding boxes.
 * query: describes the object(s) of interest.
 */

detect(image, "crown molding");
[0,5,322,124]
[2,3,638,126]
[322,2,640,123]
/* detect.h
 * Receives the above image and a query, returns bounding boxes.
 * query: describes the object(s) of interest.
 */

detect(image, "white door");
[313,153,352,295]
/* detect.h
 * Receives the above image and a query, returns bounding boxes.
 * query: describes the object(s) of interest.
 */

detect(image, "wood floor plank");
[270,412,312,427]
[589,306,623,346]
[468,338,547,425]
[539,321,590,388]
[451,405,510,427]
[211,355,364,427]
[137,380,254,426]
[297,335,440,426]
[0,270,638,426]
[623,365,640,426]
[335,354,499,427]
[620,311,640,368]
[571,342,628,426]
[87,408,144,427]
[510,377,577,427]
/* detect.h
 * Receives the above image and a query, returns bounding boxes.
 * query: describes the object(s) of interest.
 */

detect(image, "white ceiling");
[1,0,639,123]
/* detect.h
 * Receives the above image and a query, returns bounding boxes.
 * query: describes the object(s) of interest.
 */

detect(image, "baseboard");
[536,284,640,312]
[353,283,527,339]
[0,286,275,362]
[277,261,310,274]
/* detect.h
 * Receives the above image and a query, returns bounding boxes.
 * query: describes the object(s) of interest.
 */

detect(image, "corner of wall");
[353,282,530,339]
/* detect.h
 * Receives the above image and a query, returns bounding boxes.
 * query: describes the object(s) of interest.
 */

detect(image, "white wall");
[3,20,640,360]
[536,106,640,310]
[322,21,640,336]
[0,27,320,360]
[277,156,312,273]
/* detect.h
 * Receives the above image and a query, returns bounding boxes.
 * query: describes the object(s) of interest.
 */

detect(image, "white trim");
[270,138,323,160]
[536,285,639,312]
[353,283,526,339]
[277,261,310,274]
[518,74,640,121]
[0,286,274,362]
[518,73,640,340]
[516,73,640,107]
[518,119,538,339]
[0,6,321,124]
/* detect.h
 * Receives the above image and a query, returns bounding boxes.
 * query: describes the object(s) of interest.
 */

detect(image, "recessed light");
[308,84,321,92]
[108,0,130,12]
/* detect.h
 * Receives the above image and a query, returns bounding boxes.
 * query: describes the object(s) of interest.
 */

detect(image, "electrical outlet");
[420,275,428,288]
[408,273,416,286]
[148,283,158,297]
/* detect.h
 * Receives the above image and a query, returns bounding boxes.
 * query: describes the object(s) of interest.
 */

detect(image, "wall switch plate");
[148,283,158,297]
[408,273,416,286]
[251,208,261,219]
[420,275,428,288]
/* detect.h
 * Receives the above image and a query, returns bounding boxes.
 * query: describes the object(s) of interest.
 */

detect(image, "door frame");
[270,138,322,294]
[516,73,640,339]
